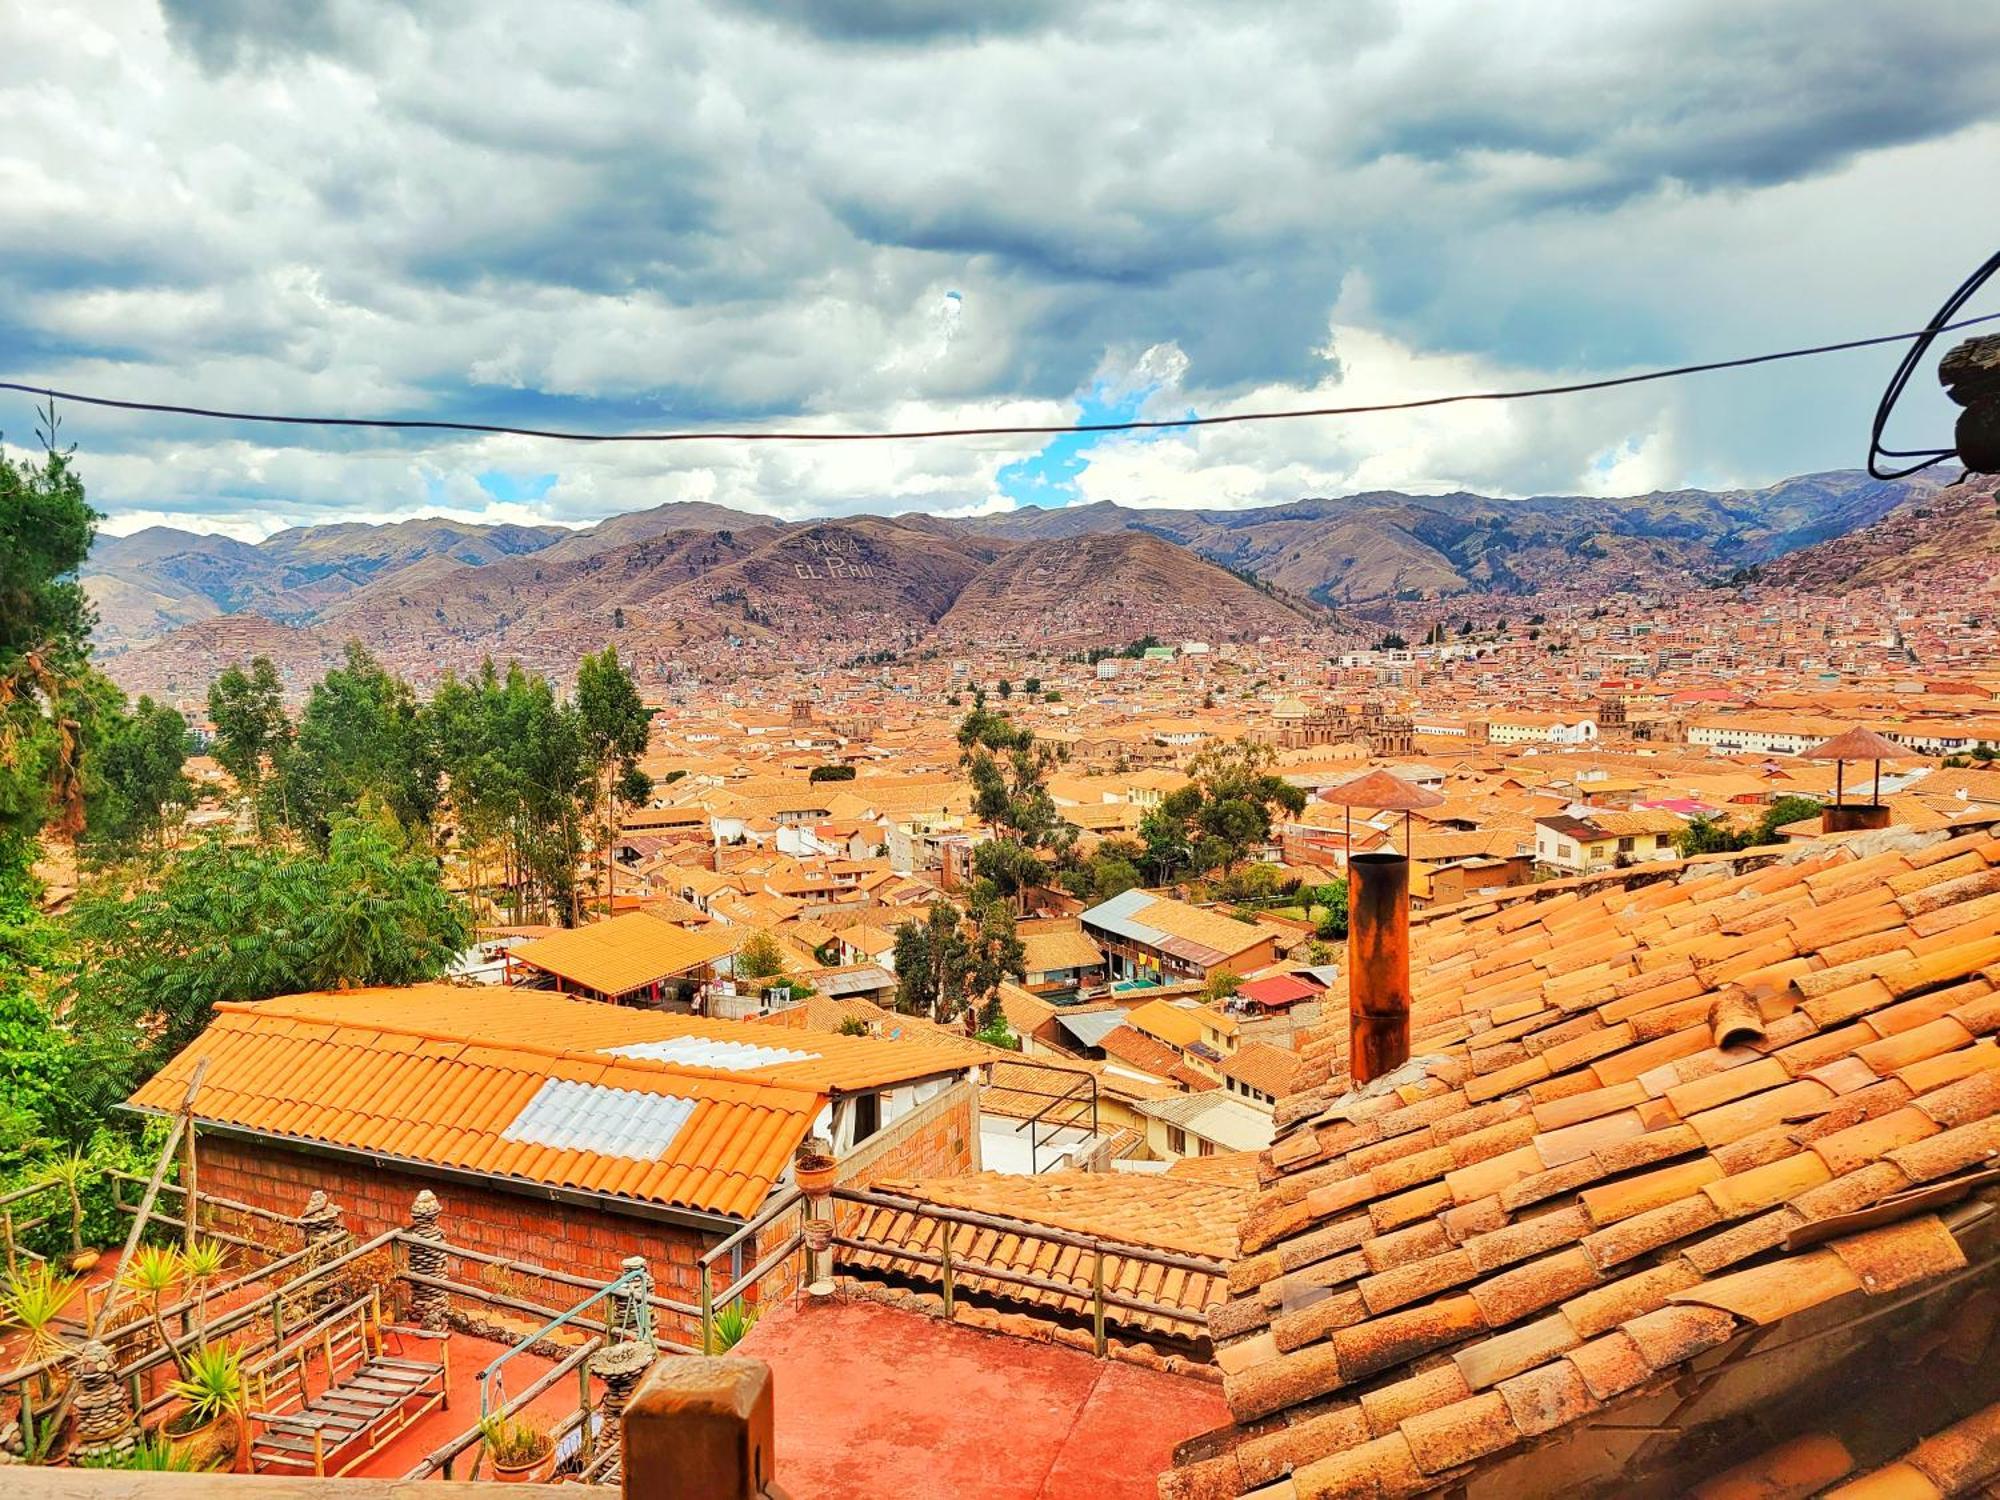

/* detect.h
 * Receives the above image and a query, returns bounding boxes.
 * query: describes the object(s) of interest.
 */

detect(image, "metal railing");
[697,1186,806,1356]
[986,1058,1102,1172]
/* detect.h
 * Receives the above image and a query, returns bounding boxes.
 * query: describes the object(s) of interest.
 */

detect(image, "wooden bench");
[247,1289,448,1477]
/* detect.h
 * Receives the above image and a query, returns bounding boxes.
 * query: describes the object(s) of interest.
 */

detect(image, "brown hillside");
[929,532,1325,649]
[1753,474,2000,592]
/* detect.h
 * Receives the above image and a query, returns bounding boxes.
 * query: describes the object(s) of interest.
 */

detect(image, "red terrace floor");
[351,1331,591,1480]
[736,1298,1230,1500]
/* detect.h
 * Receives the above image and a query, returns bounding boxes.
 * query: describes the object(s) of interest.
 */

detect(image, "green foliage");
[1751,795,1823,845]
[79,1439,207,1471]
[809,763,856,783]
[1,1261,78,1366]
[576,645,654,908]
[892,899,1025,1026]
[706,1299,758,1353]
[85,692,192,857]
[1023,678,1041,694]
[1139,741,1306,882]
[282,644,442,848]
[168,1341,246,1426]
[1310,878,1350,940]
[735,929,786,981]
[206,656,288,830]
[837,1015,870,1037]
[429,659,594,924]
[1673,813,1750,857]
[0,429,98,850]
[63,818,472,1120]
[1203,970,1242,1002]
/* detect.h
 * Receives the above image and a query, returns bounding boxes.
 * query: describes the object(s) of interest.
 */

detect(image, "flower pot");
[491,1444,554,1483]
[794,1157,837,1199]
[66,1249,100,1274]
[804,1218,833,1252]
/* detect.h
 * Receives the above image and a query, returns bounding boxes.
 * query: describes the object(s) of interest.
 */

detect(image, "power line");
[1869,250,2000,479]
[4,311,1997,447]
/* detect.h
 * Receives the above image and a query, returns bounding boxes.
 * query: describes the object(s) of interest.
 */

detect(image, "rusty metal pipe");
[1348,852,1411,1085]
[1821,803,1890,834]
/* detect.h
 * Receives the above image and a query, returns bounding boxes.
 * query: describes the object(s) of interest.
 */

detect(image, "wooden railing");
[696,1186,805,1355]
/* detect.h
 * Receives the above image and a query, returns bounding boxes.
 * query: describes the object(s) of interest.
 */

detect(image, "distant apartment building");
[1533,809,1685,874]
[1079,890,1282,986]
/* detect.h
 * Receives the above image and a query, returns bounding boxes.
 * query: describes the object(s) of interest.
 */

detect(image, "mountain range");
[85,468,1950,695]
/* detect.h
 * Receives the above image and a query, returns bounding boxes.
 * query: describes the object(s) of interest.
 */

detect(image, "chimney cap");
[1802,726,1907,762]
[1320,768,1446,811]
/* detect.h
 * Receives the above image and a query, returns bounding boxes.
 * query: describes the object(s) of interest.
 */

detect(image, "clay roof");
[1805,725,1912,762]
[840,1171,1250,1339]
[1167,821,2000,1498]
[129,987,976,1219]
[1020,928,1107,974]
[1222,1042,1305,1099]
[507,911,741,996]
[1099,1025,1188,1079]
[1321,770,1449,812]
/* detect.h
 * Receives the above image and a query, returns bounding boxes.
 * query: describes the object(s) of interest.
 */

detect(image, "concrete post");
[405,1190,449,1332]
[622,1357,775,1500]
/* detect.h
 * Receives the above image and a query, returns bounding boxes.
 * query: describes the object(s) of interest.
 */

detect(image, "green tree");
[1,417,98,852]
[207,657,288,834]
[809,764,856,784]
[1673,814,1751,857]
[63,817,471,1120]
[957,703,1072,908]
[893,900,969,1021]
[1138,741,1306,883]
[735,930,786,982]
[1751,795,1824,845]
[1310,878,1350,940]
[961,900,1026,1033]
[1023,677,1041,695]
[280,644,441,849]
[85,693,192,858]
[576,647,653,917]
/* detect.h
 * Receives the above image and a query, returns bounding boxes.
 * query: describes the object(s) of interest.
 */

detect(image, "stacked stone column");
[405,1189,449,1331]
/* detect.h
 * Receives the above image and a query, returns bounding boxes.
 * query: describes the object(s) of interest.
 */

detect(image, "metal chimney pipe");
[1348,851,1412,1084]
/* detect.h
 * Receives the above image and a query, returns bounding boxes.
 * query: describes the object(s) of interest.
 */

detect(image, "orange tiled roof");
[1168,820,2000,1497]
[507,910,741,996]
[841,1170,1249,1339]
[129,987,976,1218]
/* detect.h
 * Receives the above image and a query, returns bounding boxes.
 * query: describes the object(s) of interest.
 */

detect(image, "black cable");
[1868,251,2000,479]
[5,311,1998,447]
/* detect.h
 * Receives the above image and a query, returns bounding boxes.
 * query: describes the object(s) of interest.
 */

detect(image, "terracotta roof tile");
[1171,825,2000,1500]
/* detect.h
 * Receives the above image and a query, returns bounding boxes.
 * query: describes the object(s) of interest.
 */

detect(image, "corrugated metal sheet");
[501,1079,698,1158]
[1054,1010,1129,1050]
[603,1037,821,1072]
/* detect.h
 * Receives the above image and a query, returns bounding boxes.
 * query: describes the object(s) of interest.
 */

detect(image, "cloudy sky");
[3,0,1997,539]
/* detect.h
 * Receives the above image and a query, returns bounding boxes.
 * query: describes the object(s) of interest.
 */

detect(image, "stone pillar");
[70,1339,140,1462]
[622,1358,774,1500]
[297,1189,350,1313]
[405,1190,449,1332]
[611,1254,656,1350]
[591,1340,655,1423]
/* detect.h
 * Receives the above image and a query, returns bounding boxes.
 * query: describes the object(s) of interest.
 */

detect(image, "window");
[1198,1138,1216,1157]
[1617,837,1634,853]
[1167,1126,1187,1154]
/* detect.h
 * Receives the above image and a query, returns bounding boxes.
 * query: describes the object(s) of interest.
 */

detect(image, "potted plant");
[45,1153,98,1273]
[163,1342,245,1469]
[119,1245,187,1367]
[2,1262,79,1403]
[792,1136,836,1198]
[478,1414,554,1483]
[179,1240,229,1348]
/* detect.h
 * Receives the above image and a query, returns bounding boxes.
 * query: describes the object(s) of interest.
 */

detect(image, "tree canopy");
[1138,740,1306,882]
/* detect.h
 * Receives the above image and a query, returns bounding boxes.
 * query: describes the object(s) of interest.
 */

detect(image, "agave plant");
[180,1239,229,1346]
[167,1341,245,1436]
[79,1437,206,1471]
[119,1244,186,1366]
[41,1152,95,1264]
[706,1298,758,1353]
[1,1262,79,1398]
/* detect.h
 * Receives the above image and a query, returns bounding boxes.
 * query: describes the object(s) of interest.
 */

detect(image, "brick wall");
[195,1136,715,1340]
[195,1089,976,1350]
[836,1080,977,1189]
